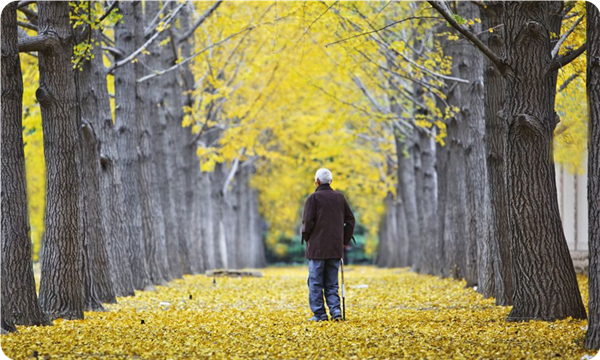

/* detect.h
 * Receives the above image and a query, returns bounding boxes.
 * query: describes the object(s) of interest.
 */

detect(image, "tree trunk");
[396,137,420,269]
[585,1,600,349]
[1,2,48,329]
[481,1,513,306]
[442,74,468,281]
[76,27,118,309]
[135,1,170,285]
[503,1,586,321]
[377,193,397,268]
[435,139,449,277]
[36,1,85,320]
[415,127,438,276]
[454,1,495,296]
[144,1,184,279]
[179,3,203,273]
[114,0,150,294]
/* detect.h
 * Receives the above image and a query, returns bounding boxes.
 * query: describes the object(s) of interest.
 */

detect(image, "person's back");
[302,183,353,259]
[302,168,355,322]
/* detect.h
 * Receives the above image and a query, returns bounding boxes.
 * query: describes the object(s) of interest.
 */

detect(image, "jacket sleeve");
[302,195,317,243]
[343,195,355,246]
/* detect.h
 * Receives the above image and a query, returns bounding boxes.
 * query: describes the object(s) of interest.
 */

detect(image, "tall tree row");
[2,1,266,332]
[379,0,591,326]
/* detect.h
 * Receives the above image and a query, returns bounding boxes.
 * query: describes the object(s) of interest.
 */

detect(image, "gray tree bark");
[114,0,151,293]
[36,1,85,320]
[415,126,438,276]
[455,1,495,296]
[1,2,48,329]
[76,27,118,309]
[481,1,513,306]
[585,0,600,349]
[135,1,170,285]
[503,1,586,321]
[442,48,468,280]
[145,1,184,278]
[435,137,449,277]
[396,136,420,269]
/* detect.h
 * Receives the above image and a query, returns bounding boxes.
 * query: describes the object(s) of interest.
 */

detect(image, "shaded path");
[1,267,593,359]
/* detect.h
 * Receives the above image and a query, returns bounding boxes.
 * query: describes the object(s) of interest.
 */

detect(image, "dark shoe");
[331,314,343,321]
[308,316,328,322]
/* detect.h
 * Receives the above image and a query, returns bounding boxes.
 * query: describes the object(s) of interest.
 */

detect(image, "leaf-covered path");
[1,267,594,359]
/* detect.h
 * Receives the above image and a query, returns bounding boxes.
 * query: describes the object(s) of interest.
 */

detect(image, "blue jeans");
[308,259,341,319]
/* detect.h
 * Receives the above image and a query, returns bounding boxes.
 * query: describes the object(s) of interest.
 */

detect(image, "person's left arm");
[302,195,317,243]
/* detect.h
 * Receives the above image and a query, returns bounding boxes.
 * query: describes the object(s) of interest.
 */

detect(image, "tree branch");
[109,1,185,74]
[428,0,506,72]
[17,6,38,25]
[137,27,252,83]
[551,14,584,59]
[557,72,579,92]
[98,1,118,23]
[325,16,440,47]
[547,42,587,73]
[17,1,35,9]
[176,0,223,43]
[18,33,58,53]
[17,21,37,32]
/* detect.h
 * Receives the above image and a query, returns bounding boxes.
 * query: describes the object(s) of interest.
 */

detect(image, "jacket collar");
[315,183,332,192]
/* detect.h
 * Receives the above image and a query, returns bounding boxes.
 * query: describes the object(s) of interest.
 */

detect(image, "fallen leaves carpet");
[1,266,594,359]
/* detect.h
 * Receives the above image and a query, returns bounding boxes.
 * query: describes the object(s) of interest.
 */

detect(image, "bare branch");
[17,20,37,31]
[17,1,35,9]
[102,46,125,58]
[109,1,186,74]
[177,0,223,43]
[428,0,506,72]
[558,72,579,92]
[17,6,38,25]
[137,27,252,83]
[547,42,587,73]
[144,2,171,37]
[98,1,118,23]
[325,16,440,47]
[551,14,584,58]
[399,52,469,84]
[222,148,245,196]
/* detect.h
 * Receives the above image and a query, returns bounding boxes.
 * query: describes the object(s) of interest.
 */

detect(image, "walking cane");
[341,258,346,321]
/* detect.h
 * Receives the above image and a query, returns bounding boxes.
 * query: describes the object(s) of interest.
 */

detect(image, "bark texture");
[443,39,468,280]
[396,137,420,269]
[481,1,513,306]
[585,0,600,350]
[456,1,494,296]
[145,1,184,278]
[136,1,170,285]
[113,0,145,295]
[1,2,48,328]
[77,28,117,309]
[36,1,85,320]
[503,1,586,321]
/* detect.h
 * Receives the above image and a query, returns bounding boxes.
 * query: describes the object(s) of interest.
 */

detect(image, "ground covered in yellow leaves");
[1,266,596,359]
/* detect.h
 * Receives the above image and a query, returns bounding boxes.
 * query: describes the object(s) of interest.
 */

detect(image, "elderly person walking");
[302,168,355,322]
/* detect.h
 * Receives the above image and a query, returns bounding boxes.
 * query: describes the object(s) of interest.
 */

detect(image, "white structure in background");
[555,154,589,273]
